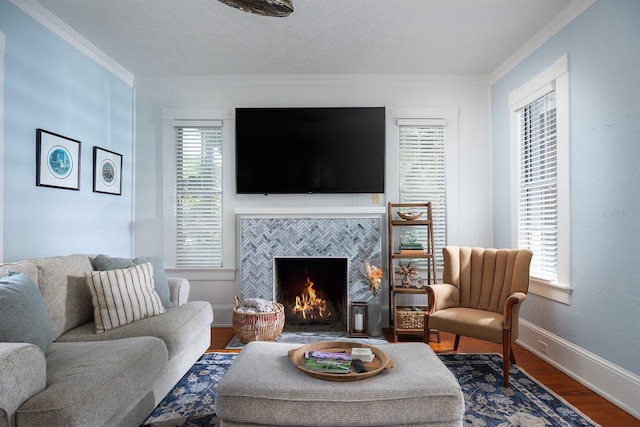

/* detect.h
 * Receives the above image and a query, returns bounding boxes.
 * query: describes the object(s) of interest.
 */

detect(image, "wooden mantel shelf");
[234,207,386,215]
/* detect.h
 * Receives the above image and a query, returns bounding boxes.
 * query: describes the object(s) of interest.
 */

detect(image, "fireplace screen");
[274,257,348,332]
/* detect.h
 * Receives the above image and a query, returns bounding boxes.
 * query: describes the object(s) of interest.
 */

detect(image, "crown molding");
[489,0,596,84]
[9,0,134,86]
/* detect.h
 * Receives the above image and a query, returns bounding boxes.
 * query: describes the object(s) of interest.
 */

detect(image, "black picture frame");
[93,146,123,195]
[36,129,81,191]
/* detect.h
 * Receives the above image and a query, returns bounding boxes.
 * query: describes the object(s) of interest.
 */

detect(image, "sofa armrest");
[168,277,190,306]
[0,343,46,427]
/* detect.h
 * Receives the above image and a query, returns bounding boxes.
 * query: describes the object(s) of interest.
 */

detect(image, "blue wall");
[1,0,133,261]
[492,0,639,374]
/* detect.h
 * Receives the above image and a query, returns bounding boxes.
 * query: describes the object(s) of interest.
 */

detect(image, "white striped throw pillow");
[85,262,166,333]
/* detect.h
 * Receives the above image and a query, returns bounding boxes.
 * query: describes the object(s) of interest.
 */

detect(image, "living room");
[1,0,638,423]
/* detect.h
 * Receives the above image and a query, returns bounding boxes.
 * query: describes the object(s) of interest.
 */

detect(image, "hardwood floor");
[208,327,639,427]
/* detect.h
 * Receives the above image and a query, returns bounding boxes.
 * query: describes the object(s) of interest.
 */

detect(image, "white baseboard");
[517,319,640,419]
[212,305,234,327]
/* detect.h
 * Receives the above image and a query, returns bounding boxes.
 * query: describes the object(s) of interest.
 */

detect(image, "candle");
[354,313,364,332]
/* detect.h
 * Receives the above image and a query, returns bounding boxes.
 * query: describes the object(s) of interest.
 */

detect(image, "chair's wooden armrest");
[503,292,527,330]
[426,283,460,313]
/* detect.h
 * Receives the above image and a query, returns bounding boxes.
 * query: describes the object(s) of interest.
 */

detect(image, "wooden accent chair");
[424,246,533,387]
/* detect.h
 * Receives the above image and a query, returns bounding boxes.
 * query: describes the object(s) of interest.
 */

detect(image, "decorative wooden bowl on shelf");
[397,212,423,221]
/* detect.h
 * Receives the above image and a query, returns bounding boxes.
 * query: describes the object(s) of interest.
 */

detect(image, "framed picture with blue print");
[36,129,81,191]
[93,146,123,195]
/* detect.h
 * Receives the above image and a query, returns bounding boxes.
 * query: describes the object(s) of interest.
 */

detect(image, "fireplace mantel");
[235,207,386,215]
[239,216,382,305]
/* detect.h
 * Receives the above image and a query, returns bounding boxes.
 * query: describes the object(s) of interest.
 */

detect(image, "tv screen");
[236,107,385,194]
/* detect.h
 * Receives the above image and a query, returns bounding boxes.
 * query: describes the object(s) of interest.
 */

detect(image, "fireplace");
[274,257,348,332]
[239,216,382,333]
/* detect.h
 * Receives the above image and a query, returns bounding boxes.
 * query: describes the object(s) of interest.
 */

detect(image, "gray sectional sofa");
[0,254,214,427]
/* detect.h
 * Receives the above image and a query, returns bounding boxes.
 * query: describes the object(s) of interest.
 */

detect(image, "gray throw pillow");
[91,254,174,308]
[0,271,54,354]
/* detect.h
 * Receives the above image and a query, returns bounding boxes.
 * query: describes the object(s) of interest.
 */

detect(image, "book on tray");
[351,347,375,363]
[304,351,352,374]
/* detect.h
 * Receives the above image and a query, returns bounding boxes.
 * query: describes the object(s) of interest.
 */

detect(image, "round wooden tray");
[288,341,393,382]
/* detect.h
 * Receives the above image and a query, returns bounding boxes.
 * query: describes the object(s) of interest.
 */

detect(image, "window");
[398,120,447,268]
[516,92,558,282]
[174,124,223,267]
[510,54,571,303]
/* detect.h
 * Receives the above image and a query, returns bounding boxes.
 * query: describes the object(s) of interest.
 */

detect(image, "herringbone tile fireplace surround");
[239,217,382,307]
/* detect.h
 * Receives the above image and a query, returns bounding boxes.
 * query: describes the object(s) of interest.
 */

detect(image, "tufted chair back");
[443,246,532,313]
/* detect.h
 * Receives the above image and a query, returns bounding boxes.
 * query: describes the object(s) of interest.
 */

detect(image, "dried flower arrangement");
[363,260,382,296]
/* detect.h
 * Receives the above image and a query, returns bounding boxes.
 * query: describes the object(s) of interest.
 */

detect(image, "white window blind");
[516,91,558,283]
[398,123,447,268]
[175,126,223,267]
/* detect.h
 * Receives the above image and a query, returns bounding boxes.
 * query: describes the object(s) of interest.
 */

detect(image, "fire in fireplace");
[274,257,348,332]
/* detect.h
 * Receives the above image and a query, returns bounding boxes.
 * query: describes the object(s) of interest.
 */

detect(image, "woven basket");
[396,306,428,329]
[232,296,285,344]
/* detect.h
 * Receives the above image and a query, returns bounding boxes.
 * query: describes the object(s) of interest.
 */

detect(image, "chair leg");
[453,335,460,351]
[502,330,511,388]
[423,315,430,343]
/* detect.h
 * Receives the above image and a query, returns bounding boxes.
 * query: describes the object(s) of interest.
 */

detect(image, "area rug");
[141,352,600,427]
[225,331,389,349]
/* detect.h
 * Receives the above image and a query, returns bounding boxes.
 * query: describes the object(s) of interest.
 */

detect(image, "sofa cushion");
[85,262,166,333]
[0,271,54,354]
[91,254,174,308]
[0,260,38,285]
[28,254,96,340]
[17,337,168,427]
[57,300,213,359]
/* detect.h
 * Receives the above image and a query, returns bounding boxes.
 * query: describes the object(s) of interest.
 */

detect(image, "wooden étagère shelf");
[387,202,437,342]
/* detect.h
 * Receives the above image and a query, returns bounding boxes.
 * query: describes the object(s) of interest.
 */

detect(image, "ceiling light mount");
[218,0,294,17]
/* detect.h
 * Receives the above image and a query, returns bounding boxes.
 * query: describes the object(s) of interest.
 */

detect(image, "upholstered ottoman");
[216,341,464,427]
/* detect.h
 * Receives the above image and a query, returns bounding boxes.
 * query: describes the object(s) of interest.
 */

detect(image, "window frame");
[509,54,572,304]
[387,106,460,277]
[397,119,448,269]
[161,108,235,278]
[173,124,223,267]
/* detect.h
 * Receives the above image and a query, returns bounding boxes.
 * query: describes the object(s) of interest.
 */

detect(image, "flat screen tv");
[235,107,385,194]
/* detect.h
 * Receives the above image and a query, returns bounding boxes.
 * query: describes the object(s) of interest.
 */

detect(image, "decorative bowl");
[397,212,423,221]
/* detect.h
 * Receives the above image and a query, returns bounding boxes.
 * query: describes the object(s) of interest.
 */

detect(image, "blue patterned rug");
[141,352,600,427]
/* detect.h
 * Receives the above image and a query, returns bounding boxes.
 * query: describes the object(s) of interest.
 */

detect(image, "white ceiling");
[33,0,576,79]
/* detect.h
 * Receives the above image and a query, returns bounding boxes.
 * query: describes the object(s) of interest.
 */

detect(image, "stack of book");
[351,347,375,362]
[400,242,424,255]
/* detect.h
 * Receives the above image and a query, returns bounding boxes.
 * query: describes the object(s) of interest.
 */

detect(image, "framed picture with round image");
[93,146,123,195]
[415,277,424,289]
[36,129,81,191]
